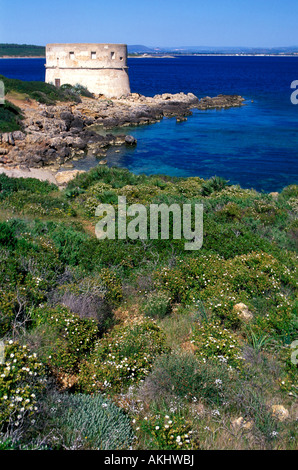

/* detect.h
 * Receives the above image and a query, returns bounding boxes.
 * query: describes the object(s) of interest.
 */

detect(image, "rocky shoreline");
[0,92,245,185]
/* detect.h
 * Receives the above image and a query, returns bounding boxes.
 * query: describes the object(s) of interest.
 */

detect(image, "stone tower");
[45,43,130,98]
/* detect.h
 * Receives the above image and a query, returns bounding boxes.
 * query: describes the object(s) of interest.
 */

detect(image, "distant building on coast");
[45,43,130,98]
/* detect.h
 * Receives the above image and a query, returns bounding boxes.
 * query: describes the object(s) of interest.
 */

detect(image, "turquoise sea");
[1,56,298,192]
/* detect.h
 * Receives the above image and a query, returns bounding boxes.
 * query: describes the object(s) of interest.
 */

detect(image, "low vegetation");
[1,74,95,108]
[0,166,297,450]
[0,76,95,132]
[0,101,23,133]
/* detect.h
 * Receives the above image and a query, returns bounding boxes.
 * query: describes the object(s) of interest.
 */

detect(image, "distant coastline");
[128,53,298,58]
[0,56,45,59]
[1,54,298,60]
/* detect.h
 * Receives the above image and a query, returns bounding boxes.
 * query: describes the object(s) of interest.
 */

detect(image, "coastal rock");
[55,170,86,185]
[12,131,26,141]
[1,91,245,170]
[70,116,85,130]
[1,133,15,146]
[125,135,137,145]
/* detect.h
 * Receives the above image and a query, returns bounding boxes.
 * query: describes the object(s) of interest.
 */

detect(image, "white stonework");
[45,43,130,98]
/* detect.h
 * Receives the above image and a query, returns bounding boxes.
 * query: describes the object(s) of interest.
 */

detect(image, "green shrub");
[0,341,46,427]
[0,173,56,198]
[0,222,17,248]
[0,289,17,336]
[0,101,23,132]
[99,268,123,304]
[0,74,76,104]
[280,185,298,201]
[31,306,98,374]
[2,192,74,217]
[201,176,228,196]
[0,232,63,336]
[136,412,197,450]
[50,225,91,265]
[192,320,244,370]
[46,392,134,450]
[156,251,295,308]
[215,202,242,221]
[60,83,94,98]
[78,319,169,393]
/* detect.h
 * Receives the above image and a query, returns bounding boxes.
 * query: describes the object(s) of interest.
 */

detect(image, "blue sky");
[1,0,298,47]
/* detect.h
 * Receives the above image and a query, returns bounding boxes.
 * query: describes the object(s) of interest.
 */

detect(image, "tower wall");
[45,43,130,98]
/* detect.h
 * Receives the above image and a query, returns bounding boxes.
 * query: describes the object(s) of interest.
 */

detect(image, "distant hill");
[0,44,45,57]
[127,45,156,53]
[1,43,298,58]
[161,45,298,54]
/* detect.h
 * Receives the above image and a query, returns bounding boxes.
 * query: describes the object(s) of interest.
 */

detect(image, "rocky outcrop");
[55,170,86,185]
[271,405,290,421]
[0,92,245,170]
[233,303,253,322]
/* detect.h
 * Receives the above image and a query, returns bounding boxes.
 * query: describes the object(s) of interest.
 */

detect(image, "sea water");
[1,56,298,192]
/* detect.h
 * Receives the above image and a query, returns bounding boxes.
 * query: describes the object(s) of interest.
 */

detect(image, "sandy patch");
[0,167,58,185]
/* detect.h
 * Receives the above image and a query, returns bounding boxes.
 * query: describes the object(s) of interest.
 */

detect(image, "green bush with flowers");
[203,293,243,329]
[248,293,297,342]
[31,306,98,374]
[78,318,169,393]
[192,320,244,370]
[0,341,46,427]
[136,413,197,450]
[156,251,296,308]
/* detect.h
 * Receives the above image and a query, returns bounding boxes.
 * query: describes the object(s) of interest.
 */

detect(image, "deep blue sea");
[1,56,298,192]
